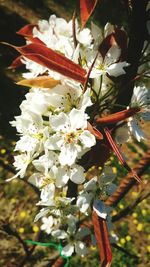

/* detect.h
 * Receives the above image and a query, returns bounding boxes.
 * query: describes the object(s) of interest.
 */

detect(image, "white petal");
[49,112,69,131]
[70,165,85,184]
[79,130,96,148]
[69,109,87,130]
[55,166,69,187]
[61,244,74,257]
[79,88,93,111]
[107,62,129,77]
[52,229,68,239]
[105,45,121,65]
[93,199,108,219]
[77,192,91,213]
[59,144,77,166]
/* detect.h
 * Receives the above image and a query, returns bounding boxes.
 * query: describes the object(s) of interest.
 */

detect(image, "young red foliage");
[17,24,37,37]
[87,122,103,140]
[80,0,98,28]
[95,107,140,125]
[5,42,87,83]
[8,56,23,69]
[92,211,112,267]
[104,127,141,182]
[99,34,117,58]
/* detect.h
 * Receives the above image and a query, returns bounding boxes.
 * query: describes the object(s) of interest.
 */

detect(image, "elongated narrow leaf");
[104,127,141,182]
[3,42,87,83]
[8,56,23,69]
[95,108,140,125]
[27,37,45,45]
[114,27,128,60]
[17,76,60,88]
[99,34,117,58]
[80,0,98,28]
[87,122,103,140]
[92,211,112,267]
[17,24,37,37]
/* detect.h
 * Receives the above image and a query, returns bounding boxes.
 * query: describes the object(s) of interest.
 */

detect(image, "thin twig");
[105,148,150,207]
[112,189,150,222]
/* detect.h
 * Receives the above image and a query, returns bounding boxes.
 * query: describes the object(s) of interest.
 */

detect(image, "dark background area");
[0,0,128,138]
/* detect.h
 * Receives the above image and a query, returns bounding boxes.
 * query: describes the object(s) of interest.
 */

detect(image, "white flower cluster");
[115,85,150,143]
[10,13,150,257]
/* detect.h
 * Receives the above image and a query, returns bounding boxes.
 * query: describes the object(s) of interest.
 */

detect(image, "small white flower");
[46,109,95,166]
[41,216,56,234]
[128,85,150,141]
[85,45,129,78]
[52,226,90,257]
[12,152,33,178]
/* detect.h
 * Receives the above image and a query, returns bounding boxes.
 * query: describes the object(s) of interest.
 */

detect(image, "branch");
[0,158,40,196]
[2,222,29,255]
[115,0,147,107]
[112,189,150,222]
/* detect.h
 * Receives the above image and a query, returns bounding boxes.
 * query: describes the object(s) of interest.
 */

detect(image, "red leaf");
[114,27,128,60]
[99,29,128,59]
[87,122,103,140]
[27,37,45,45]
[95,107,140,126]
[99,34,117,58]
[17,24,37,37]
[8,56,23,69]
[80,0,98,28]
[92,211,112,267]
[4,42,87,84]
[104,127,141,182]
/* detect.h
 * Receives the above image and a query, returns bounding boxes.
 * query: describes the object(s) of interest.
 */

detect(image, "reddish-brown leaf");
[8,56,23,69]
[92,211,112,267]
[17,76,60,88]
[95,107,140,125]
[114,27,128,60]
[87,122,103,140]
[80,0,98,28]
[99,29,128,59]
[99,34,117,58]
[4,42,87,83]
[17,24,37,37]
[104,127,141,182]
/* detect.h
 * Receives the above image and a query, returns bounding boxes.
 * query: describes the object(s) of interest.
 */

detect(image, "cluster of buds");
[6,0,150,263]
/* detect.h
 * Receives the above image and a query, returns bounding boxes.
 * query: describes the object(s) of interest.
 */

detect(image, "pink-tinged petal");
[92,210,112,267]
[80,0,98,28]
